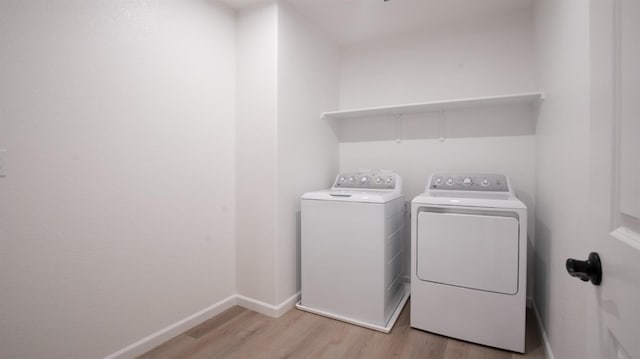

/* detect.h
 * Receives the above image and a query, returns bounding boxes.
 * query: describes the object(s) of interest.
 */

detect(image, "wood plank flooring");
[138,301,547,359]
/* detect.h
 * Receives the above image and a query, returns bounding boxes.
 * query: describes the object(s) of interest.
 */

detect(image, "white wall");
[533,1,593,358]
[235,2,339,307]
[338,7,538,287]
[339,7,537,109]
[276,2,340,304]
[235,2,279,305]
[0,1,237,358]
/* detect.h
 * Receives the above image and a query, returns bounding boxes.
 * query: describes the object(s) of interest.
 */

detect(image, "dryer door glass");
[416,210,519,295]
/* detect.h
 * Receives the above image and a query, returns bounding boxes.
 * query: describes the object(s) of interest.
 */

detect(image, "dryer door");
[416,209,520,295]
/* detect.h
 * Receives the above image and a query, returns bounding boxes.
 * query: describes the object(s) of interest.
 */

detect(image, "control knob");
[446,178,454,185]
[385,177,393,184]
[360,176,369,184]
[435,177,442,185]
[481,178,490,186]
[463,177,472,185]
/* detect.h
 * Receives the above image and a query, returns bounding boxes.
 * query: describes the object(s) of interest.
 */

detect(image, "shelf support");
[394,114,403,143]
[438,110,447,142]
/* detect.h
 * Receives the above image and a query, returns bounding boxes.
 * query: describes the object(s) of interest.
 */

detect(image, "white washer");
[411,174,527,352]
[297,170,410,333]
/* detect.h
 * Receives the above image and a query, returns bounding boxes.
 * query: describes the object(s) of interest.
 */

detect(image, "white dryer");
[411,174,527,353]
[297,170,410,333]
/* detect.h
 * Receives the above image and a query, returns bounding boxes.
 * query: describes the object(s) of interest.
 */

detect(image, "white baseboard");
[104,294,237,359]
[532,300,555,359]
[236,291,301,318]
[104,291,301,359]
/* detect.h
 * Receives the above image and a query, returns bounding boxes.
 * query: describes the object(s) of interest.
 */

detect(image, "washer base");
[296,286,410,333]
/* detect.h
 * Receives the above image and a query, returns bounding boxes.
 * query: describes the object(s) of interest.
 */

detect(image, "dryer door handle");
[566,252,602,285]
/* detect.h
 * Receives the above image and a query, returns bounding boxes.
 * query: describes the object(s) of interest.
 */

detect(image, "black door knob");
[566,252,602,285]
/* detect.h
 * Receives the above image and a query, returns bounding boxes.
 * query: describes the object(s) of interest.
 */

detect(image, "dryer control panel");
[333,171,398,190]
[429,174,508,192]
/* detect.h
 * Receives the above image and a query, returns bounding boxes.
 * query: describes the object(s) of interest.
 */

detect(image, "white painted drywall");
[235,2,340,306]
[275,2,340,304]
[0,1,237,358]
[235,2,279,305]
[533,1,593,358]
[337,7,538,291]
[339,7,537,109]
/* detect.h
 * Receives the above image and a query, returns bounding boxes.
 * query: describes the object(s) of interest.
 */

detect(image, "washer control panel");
[430,174,508,192]
[333,171,397,190]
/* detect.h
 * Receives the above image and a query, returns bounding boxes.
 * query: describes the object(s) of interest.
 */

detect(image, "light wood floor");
[138,301,547,359]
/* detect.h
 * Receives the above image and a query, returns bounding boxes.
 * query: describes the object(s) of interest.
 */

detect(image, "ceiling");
[222,0,534,46]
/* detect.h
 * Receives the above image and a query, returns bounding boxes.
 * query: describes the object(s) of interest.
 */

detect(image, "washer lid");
[302,189,403,204]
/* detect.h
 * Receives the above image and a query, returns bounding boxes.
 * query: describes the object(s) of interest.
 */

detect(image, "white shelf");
[321,92,544,120]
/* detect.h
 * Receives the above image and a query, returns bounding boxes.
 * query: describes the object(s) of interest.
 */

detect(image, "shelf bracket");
[438,110,447,142]
[394,114,402,143]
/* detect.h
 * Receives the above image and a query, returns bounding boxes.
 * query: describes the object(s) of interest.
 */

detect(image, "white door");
[589,1,640,358]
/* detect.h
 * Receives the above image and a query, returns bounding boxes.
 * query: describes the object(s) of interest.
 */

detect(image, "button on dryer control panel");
[430,174,508,192]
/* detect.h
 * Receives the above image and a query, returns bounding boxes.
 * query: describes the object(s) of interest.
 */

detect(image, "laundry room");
[1,1,638,359]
